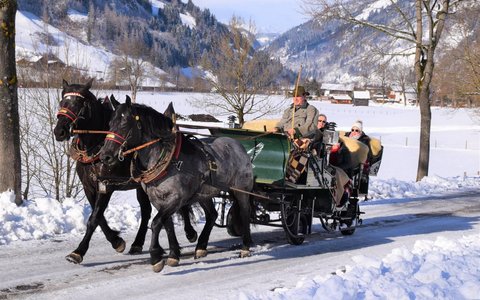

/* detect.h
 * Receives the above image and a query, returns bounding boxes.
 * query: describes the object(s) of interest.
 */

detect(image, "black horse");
[54,79,197,265]
[99,99,254,273]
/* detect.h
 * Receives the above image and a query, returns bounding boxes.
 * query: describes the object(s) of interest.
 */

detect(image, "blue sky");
[192,0,309,33]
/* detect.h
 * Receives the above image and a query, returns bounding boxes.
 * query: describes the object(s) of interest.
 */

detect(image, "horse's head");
[54,79,100,141]
[100,96,174,166]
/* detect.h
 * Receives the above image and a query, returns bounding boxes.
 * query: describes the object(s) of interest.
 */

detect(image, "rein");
[122,138,162,156]
[178,129,273,140]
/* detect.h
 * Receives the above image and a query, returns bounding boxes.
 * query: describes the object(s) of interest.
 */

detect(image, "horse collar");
[69,137,101,164]
[130,132,182,184]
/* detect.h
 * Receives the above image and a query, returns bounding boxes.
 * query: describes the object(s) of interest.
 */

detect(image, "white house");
[353,90,371,106]
[391,85,417,104]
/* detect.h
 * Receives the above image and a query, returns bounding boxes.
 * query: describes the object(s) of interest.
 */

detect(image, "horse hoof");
[115,239,126,253]
[239,249,251,258]
[128,245,143,255]
[194,249,208,259]
[66,252,83,264]
[152,260,166,273]
[187,232,198,243]
[166,258,179,267]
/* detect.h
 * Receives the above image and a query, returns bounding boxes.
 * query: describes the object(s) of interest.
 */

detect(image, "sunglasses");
[351,129,360,132]
[318,120,326,123]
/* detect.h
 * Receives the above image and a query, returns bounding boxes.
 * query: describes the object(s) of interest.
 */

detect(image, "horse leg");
[128,188,152,254]
[163,216,182,267]
[67,192,125,264]
[179,205,197,243]
[149,211,167,273]
[193,198,218,259]
[84,189,120,244]
[233,192,253,258]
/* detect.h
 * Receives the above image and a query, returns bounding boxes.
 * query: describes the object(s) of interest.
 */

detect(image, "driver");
[274,86,319,139]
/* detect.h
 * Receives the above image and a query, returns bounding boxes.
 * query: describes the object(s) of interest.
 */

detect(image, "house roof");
[332,94,352,100]
[391,85,416,93]
[353,91,370,99]
[321,83,354,91]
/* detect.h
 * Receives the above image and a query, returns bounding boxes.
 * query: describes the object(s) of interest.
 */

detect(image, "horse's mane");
[132,103,173,138]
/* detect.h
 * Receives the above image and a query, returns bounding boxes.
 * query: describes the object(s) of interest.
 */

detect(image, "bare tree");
[433,4,480,108]
[305,0,464,181]
[0,1,22,205]
[391,63,416,106]
[18,88,41,200]
[113,34,149,102]
[198,17,283,125]
[18,87,82,201]
[16,20,86,201]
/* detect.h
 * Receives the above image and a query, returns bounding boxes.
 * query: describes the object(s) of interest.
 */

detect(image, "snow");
[1,91,479,298]
[4,6,480,299]
[15,10,168,82]
[180,12,197,29]
[357,0,394,21]
[150,0,165,16]
[67,9,87,23]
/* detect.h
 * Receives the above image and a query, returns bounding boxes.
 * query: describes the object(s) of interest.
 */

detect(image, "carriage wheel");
[340,202,359,235]
[318,213,338,233]
[281,195,307,245]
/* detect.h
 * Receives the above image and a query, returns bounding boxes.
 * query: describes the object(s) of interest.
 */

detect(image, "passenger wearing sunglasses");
[317,114,328,129]
[308,114,328,143]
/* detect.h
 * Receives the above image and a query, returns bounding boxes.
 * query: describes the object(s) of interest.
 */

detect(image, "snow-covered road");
[1,190,479,299]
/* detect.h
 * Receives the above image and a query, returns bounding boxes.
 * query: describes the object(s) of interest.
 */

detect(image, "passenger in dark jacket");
[345,120,372,161]
[310,113,328,142]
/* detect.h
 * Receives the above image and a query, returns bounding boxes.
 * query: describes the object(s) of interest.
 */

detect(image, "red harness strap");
[57,92,86,122]
[57,107,78,122]
[105,132,126,145]
[149,132,183,182]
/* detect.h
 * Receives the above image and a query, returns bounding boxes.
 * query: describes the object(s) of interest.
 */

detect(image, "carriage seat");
[368,137,383,176]
[369,137,382,157]
[242,119,279,132]
[329,134,368,177]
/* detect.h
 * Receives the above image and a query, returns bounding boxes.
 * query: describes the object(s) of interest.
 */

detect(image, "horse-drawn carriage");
[182,121,383,245]
[54,80,383,272]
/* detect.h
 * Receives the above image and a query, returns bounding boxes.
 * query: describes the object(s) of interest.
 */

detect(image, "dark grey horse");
[53,79,198,265]
[100,99,254,273]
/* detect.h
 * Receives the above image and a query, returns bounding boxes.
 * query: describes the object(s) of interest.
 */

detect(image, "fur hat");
[351,120,363,132]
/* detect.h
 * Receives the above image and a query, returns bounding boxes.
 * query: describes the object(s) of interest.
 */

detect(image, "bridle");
[56,92,90,130]
[104,110,177,168]
[104,127,164,161]
[57,92,106,164]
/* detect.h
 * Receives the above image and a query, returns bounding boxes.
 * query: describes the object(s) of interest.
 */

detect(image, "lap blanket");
[338,135,369,166]
[285,152,309,183]
[332,166,351,206]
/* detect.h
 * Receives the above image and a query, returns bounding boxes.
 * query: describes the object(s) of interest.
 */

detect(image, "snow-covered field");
[1,91,479,299]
